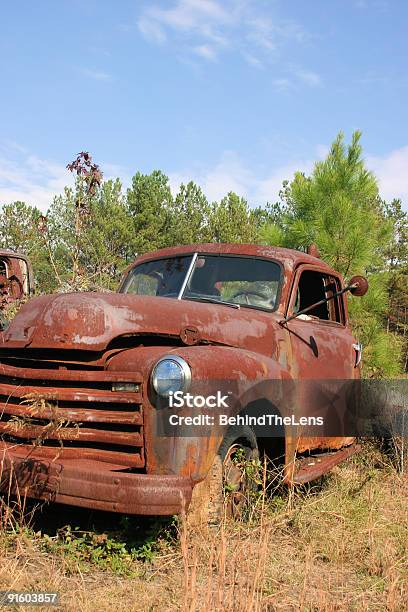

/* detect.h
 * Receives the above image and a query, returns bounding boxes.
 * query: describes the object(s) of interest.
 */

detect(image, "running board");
[292,443,362,485]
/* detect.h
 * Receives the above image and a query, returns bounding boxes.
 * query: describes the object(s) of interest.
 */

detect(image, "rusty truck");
[0,243,368,522]
[0,250,33,311]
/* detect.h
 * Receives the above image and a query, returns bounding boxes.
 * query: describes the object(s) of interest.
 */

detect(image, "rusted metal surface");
[0,362,144,468]
[0,449,191,514]
[0,243,363,515]
[0,250,34,309]
[291,443,362,484]
[1,291,280,353]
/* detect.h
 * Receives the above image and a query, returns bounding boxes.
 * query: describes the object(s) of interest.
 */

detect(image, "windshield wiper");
[183,296,240,309]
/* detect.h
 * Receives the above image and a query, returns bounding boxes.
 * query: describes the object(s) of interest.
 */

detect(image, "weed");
[0,441,406,610]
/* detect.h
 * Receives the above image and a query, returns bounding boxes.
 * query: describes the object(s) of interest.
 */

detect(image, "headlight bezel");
[151,354,192,398]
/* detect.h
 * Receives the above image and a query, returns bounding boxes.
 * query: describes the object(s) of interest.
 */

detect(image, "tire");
[218,425,258,461]
[186,425,258,529]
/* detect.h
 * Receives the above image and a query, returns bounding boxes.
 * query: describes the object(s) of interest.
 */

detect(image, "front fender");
[109,345,292,482]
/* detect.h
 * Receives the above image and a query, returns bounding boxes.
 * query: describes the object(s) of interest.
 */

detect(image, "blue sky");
[0,0,407,211]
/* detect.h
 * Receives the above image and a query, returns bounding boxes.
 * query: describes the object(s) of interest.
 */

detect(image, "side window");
[294,270,343,323]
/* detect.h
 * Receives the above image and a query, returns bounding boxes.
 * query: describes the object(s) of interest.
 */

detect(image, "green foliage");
[381,201,408,366]
[0,201,42,252]
[44,179,137,291]
[258,222,286,247]
[36,517,176,575]
[0,136,405,375]
[259,131,405,376]
[82,179,137,289]
[127,170,173,253]
[0,201,54,292]
[208,191,258,243]
[265,132,391,276]
[348,275,403,377]
[41,525,138,576]
[167,181,211,245]
[382,198,408,272]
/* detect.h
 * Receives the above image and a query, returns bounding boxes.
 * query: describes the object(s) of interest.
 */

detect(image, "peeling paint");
[0,243,362,515]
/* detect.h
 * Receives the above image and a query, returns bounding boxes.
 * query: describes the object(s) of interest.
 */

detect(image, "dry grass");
[0,442,407,611]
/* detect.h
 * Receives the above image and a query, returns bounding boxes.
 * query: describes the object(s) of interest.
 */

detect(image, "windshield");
[121,254,281,311]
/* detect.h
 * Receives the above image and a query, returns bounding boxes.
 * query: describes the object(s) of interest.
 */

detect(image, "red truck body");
[0,243,362,515]
[0,250,34,310]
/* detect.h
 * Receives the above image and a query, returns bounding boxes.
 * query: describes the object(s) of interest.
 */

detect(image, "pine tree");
[209,192,258,243]
[166,181,211,246]
[126,170,173,253]
[259,131,403,377]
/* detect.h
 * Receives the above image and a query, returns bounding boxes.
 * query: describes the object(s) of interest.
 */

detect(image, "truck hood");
[1,292,273,353]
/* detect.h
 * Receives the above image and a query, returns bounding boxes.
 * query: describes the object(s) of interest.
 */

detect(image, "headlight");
[151,355,191,397]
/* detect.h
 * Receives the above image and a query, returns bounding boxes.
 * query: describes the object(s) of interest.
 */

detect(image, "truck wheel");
[186,426,258,529]
[219,426,259,520]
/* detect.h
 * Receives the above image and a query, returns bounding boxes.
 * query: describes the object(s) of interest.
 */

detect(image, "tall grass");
[0,441,406,611]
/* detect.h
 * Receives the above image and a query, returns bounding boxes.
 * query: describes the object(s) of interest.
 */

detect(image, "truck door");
[284,264,358,451]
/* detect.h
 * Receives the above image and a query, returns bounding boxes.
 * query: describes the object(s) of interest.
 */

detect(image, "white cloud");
[0,146,133,213]
[241,51,263,68]
[246,17,276,52]
[272,78,294,93]
[80,68,112,81]
[137,0,314,81]
[275,21,309,44]
[193,44,217,61]
[145,0,229,32]
[0,150,70,212]
[254,160,314,204]
[354,0,389,10]
[271,68,323,93]
[89,46,111,58]
[102,163,132,187]
[138,0,231,48]
[137,16,167,44]
[169,146,408,209]
[367,146,408,207]
[169,149,316,205]
[169,151,251,202]
[5,143,404,220]
[296,69,322,87]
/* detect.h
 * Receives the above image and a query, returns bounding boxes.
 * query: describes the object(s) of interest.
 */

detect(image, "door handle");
[352,343,363,367]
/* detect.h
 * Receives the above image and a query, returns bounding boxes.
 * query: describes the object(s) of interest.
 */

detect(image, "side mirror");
[348,275,368,297]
